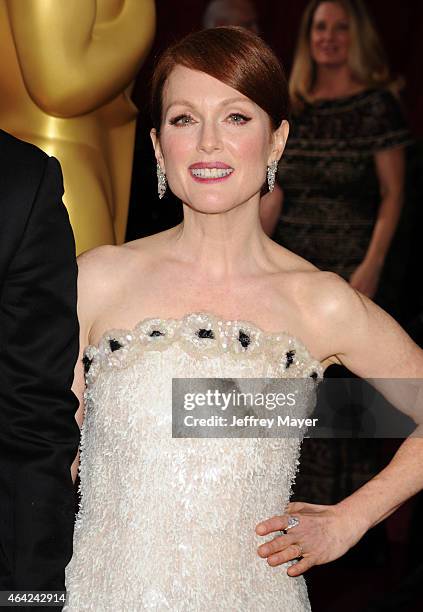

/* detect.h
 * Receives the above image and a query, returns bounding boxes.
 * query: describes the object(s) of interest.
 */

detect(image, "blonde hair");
[290,0,401,112]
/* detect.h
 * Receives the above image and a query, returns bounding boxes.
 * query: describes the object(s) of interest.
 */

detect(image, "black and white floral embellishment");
[238,330,251,349]
[82,355,93,374]
[149,330,165,337]
[285,350,295,368]
[197,328,215,339]
[81,313,323,384]
[109,339,123,352]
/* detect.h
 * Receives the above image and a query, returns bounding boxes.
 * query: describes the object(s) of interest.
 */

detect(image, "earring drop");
[267,160,278,192]
[157,163,167,199]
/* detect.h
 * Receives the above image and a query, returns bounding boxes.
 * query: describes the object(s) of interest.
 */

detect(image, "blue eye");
[169,114,194,126]
[229,113,251,124]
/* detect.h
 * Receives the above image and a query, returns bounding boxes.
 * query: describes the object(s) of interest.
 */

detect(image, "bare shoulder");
[295,270,362,319]
[293,269,373,349]
[297,271,423,378]
[77,244,138,336]
[274,270,352,365]
[77,232,165,292]
[77,233,171,338]
[78,244,132,294]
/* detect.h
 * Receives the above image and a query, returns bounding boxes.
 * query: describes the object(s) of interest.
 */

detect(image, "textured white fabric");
[64,313,323,611]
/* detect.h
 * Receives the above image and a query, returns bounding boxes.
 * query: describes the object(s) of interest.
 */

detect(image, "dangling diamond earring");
[267,160,278,192]
[156,163,167,199]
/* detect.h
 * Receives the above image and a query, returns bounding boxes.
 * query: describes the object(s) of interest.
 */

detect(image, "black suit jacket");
[0,129,80,605]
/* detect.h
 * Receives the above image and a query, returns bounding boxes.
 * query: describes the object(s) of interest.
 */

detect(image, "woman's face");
[151,65,287,214]
[310,2,351,68]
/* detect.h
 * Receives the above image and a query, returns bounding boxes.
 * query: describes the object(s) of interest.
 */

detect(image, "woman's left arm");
[256,274,423,575]
[349,146,405,298]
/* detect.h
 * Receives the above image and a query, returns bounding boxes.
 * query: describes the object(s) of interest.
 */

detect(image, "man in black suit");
[0,129,80,608]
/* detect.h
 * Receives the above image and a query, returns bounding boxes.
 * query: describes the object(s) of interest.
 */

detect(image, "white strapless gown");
[64,313,323,611]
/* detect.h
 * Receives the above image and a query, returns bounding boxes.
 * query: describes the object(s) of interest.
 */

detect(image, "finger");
[257,534,296,558]
[256,515,287,536]
[287,557,313,577]
[267,544,304,567]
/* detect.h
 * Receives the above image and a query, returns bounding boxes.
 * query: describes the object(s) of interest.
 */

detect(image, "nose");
[327,26,337,40]
[319,25,334,41]
[197,120,223,154]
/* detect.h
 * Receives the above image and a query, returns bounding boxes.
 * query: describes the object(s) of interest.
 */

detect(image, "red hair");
[151,26,289,134]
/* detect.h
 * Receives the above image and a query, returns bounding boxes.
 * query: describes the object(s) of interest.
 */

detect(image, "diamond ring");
[285,515,300,531]
[278,515,300,537]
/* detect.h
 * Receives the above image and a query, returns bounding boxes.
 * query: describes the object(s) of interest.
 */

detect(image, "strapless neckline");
[87,311,318,353]
[83,312,324,384]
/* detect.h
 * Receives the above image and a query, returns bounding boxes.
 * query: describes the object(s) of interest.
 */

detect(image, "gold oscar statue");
[0,0,156,254]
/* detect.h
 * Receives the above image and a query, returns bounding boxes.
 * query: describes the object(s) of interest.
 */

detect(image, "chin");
[315,54,347,68]
[183,192,245,215]
[184,200,238,215]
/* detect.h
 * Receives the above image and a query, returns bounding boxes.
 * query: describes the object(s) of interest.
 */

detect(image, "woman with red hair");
[64,27,423,611]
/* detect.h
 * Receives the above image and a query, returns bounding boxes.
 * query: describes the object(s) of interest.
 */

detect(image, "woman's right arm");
[70,251,96,484]
[70,339,88,484]
[70,246,119,482]
[70,244,131,482]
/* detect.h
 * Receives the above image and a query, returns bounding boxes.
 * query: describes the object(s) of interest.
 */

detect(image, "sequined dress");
[275,89,411,280]
[64,313,323,611]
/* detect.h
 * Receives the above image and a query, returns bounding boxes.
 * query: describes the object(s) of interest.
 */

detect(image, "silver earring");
[157,163,167,199]
[267,160,278,192]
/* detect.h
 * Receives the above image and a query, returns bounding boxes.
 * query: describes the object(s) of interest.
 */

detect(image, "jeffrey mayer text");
[184,415,319,428]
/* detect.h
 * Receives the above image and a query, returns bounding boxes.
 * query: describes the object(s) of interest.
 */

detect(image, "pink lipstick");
[188,161,234,183]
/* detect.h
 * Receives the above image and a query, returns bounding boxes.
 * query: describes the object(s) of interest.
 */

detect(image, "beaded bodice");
[65,313,321,611]
[82,311,323,384]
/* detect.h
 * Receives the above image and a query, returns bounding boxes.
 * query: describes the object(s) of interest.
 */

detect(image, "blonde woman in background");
[274,0,411,300]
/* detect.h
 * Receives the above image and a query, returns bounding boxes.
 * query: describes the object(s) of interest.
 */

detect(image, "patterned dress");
[275,88,411,280]
[64,312,323,611]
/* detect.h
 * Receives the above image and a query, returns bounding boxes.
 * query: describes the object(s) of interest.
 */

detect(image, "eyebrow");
[164,96,253,115]
[314,18,349,25]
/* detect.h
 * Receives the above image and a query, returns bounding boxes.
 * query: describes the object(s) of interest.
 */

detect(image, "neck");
[169,194,275,282]
[312,64,360,99]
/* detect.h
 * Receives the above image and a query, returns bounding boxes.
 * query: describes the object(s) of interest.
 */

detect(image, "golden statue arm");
[6,0,156,118]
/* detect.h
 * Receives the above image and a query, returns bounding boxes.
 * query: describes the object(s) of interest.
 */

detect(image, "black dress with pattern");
[275,88,411,280]
[275,89,411,511]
